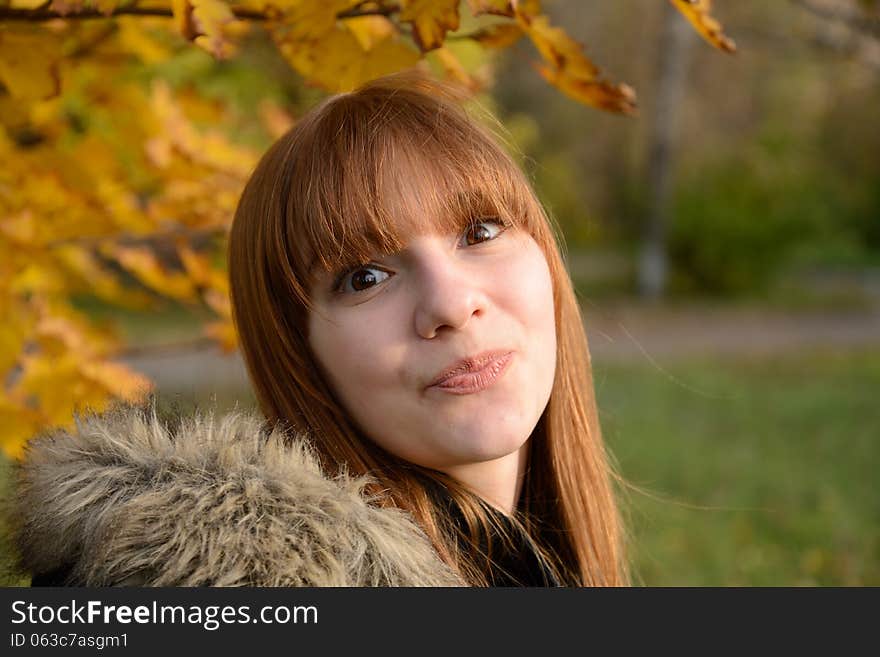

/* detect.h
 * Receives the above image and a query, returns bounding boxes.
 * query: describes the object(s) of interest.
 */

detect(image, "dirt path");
[123,304,880,392]
[581,302,880,361]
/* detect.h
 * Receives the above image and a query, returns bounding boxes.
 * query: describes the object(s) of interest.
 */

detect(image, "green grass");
[595,348,880,586]
[1,347,877,586]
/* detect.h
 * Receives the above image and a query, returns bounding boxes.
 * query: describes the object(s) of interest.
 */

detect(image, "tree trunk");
[638,3,696,300]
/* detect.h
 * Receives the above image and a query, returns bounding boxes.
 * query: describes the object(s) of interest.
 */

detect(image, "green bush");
[670,149,836,294]
[668,121,880,296]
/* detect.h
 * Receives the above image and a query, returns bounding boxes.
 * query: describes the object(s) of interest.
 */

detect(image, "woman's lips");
[428,351,514,395]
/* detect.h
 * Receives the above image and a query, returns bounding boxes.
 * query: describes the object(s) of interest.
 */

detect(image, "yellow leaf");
[79,360,153,402]
[35,314,87,353]
[11,262,66,295]
[538,65,637,116]
[275,23,420,92]
[204,318,238,352]
[177,242,229,292]
[31,300,124,360]
[515,8,636,115]
[16,352,84,426]
[117,17,174,64]
[0,298,32,374]
[147,80,258,176]
[431,46,481,92]
[94,0,120,15]
[515,11,596,79]
[0,94,30,133]
[470,22,523,49]
[258,98,296,139]
[0,394,42,461]
[203,287,230,317]
[172,0,241,58]
[669,0,736,53]
[95,178,154,234]
[0,28,62,100]
[0,210,38,247]
[468,0,513,16]
[16,351,152,430]
[48,0,84,14]
[400,0,461,52]
[105,244,198,302]
[466,0,514,17]
[172,0,196,40]
[9,0,52,9]
[53,244,153,309]
[193,0,239,58]
[272,0,362,42]
[346,14,396,51]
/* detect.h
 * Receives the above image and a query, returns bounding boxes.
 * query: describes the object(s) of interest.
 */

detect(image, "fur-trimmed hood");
[6,404,463,587]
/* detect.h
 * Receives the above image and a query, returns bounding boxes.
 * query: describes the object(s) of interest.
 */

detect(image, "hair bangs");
[292,98,542,298]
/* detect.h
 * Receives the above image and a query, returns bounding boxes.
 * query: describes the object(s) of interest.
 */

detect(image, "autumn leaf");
[16,351,151,430]
[669,0,737,53]
[431,46,482,92]
[0,395,42,460]
[346,14,397,51]
[53,244,153,309]
[400,0,461,52]
[191,0,242,58]
[48,0,85,15]
[94,0,121,16]
[466,0,514,17]
[177,241,228,292]
[273,22,420,92]
[469,23,523,49]
[80,360,153,402]
[258,98,296,139]
[268,0,362,43]
[117,17,175,64]
[172,0,197,41]
[538,66,637,115]
[0,28,62,100]
[171,0,242,58]
[9,0,54,8]
[515,8,637,114]
[204,318,238,352]
[0,296,33,374]
[104,244,198,301]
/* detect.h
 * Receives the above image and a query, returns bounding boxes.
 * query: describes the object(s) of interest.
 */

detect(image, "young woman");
[227,71,627,587]
[10,71,626,587]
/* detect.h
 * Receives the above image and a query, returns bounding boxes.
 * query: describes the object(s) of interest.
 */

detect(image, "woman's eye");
[459,218,507,247]
[338,266,391,294]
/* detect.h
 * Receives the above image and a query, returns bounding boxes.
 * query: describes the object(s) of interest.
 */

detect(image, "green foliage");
[668,132,867,295]
[0,455,29,587]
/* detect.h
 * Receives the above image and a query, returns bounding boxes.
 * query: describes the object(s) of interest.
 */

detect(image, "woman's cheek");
[503,241,555,319]
[331,303,408,391]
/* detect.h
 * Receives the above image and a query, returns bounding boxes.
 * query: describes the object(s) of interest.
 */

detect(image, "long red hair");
[228,71,627,585]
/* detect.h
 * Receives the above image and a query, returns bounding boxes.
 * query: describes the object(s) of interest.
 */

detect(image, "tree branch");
[45,225,228,249]
[0,3,397,23]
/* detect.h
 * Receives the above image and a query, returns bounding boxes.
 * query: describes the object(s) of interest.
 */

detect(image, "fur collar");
[6,404,463,586]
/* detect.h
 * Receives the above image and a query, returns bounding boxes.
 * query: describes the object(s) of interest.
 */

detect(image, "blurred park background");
[1,0,878,585]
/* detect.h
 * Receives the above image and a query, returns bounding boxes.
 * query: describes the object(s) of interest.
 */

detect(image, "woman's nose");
[413,254,487,340]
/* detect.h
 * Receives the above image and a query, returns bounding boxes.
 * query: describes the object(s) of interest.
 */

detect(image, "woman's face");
[307,220,557,473]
